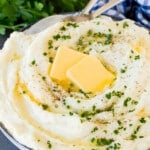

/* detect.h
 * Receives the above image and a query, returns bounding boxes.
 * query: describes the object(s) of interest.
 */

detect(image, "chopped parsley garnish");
[53,34,61,40]
[116,23,119,26]
[104,34,113,45]
[48,40,53,49]
[77,31,113,53]
[42,104,49,110]
[112,91,124,98]
[123,22,129,28]
[61,35,71,40]
[114,129,119,135]
[106,142,121,150]
[134,55,140,60]
[43,52,47,56]
[60,26,66,31]
[66,105,70,109]
[66,22,79,28]
[91,127,98,133]
[49,57,54,63]
[55,46,59,50]
[118,31,122,34]
[123,97,138,107]
[108,29,112,32]
[130,125,141,140]
[31,60,36,65]
[42,76,46,80]
[79,89,90,98]
[105,92,112,99]
[87,29,93,36]
[69,112,74,116]
[123,97,131,107]
[120,66,127,73]
[105,91,124,100]
[22,90,26,94]
[139,117,146,123]
[53,34,71,40]
[91,138,114,146]
[117,120,122,125]
[77,100,81,103]
[47,140,52,149]
[124,85,127,88]
[80,109,101,121]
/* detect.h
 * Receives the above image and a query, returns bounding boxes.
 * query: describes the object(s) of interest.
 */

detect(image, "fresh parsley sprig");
[0,0,88,35]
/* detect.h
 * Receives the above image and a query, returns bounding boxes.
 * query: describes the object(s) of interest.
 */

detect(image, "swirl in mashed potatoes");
[0,16,150,150]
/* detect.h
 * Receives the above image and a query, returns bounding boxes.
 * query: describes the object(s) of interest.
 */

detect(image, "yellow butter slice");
[50,46,85,82]
[67,55,115,93]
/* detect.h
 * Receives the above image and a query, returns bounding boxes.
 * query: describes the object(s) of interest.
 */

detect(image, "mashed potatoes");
[0,16,150,150]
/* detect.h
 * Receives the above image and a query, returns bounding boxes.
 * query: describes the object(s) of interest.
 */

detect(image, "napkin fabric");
[90,0,150,29]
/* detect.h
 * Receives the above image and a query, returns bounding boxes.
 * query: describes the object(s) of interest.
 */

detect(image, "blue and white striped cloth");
[90,0,150,29]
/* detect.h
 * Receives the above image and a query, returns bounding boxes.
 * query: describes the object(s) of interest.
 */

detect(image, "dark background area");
[0,132,18,150]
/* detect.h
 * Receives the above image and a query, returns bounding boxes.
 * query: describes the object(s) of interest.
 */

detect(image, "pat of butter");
[67,55,115,93]
[50,46,85,82]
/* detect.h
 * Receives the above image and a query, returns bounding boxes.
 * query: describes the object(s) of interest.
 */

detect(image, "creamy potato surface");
[0,16,150,150]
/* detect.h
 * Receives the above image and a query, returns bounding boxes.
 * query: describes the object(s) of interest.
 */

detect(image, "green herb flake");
[77,100,81,103]
[47,140,52,149]
[91,127,98,133]
[91,137,96,143]
[130,134,137,140]
[43,52,47,56]
[114,129,119,135]
[62,35,71,40]
[123,22,129,28]
[31,60,36,65]
[48,40,53,49]
[139,117,146,123]
[66,22,79,28]
[42,104,49,110]
[60,26,66,31]
[118,31,122,34]
[96,22,100,25]
[120,66,127,73]
[53,34,61,40]
[87,29,93,36]
[117,120,122,126]
[42,76,46,81]
[107,142,121,150]
[108,29,112,32]
[124,85,127,88]
[49,57,54,63]
[69,112,74,116]
[66,105,70,109]
[22,91,26,94]
[112,91,124,98]
[123,97,132,107]
[134,55,140,60]
[105,92,112,99]
[96,138,114,146]
[130,125,141,140]
[104,34,113,45]
[79,89,90,98]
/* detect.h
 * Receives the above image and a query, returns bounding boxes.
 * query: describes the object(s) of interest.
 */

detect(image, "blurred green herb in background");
[0,0,88,35]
